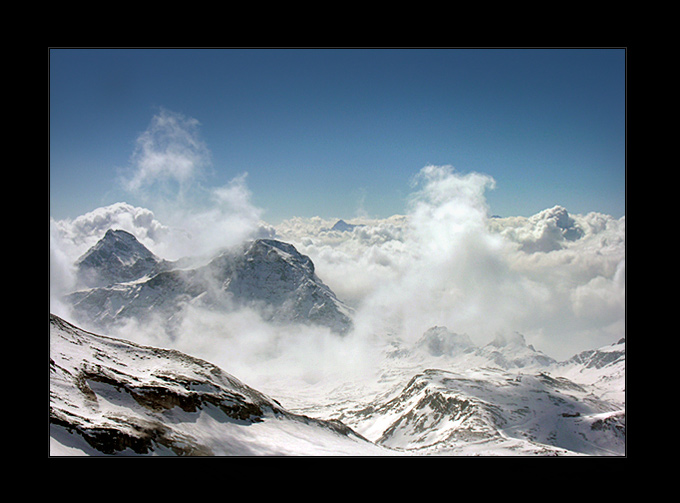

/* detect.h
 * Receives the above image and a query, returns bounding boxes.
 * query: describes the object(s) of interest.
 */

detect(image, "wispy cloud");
[122,107,212,195]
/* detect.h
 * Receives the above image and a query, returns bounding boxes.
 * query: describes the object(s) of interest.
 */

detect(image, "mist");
[277,166,625,361]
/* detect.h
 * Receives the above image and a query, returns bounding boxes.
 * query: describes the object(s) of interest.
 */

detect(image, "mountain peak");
[489,331,527,348]
[69,236,353,334]
[416,326,475,356]
[246,239,314,274]
[75,229,162,287]
[78,229,156,263]
[482,332,556,369]
[331,220,356,232]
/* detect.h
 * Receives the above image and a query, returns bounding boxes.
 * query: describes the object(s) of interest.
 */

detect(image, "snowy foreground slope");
[49,314,386,456]
[50,314,624,456]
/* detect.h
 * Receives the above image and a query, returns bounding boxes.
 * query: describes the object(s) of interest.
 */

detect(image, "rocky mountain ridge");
[67,231,353,334]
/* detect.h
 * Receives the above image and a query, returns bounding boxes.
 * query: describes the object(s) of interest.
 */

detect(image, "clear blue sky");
[50,48,626,223]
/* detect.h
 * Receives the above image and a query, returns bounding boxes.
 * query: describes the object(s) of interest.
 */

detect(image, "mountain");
[413,326,556,370]
[49,315,625,456]
[288,326,624,456]
[415,326,475,356]
[552,338,625,405]
[49,314,385,456]
[67,234,353,334]
[330,220,360,232]
[205,239,352,331]
[477,332,557,369]
[340,368,624,455]
[75,229,169,287]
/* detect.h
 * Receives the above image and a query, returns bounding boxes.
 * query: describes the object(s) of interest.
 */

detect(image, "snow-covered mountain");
[67,233,353,334]
[553,338,625,405]
[284,326,625,456]
[414,326,556,370]
[54,228,624,456]
[75,229,171,288]
[49,314,385,456]
[49,314,625,456]
[329,219,362,232]
[336,367,624,455]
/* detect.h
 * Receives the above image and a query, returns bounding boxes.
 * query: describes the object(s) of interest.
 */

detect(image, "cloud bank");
[276,165,625,360]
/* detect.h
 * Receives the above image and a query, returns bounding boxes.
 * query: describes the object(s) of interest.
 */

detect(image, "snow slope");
[49,314,624,456]
[278,327,625,456]
[49,314,386,456]
[340,368,624,455]
[552,338,625,406]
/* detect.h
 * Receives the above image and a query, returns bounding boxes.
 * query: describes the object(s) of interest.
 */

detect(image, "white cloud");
[570,258,625,322]
[274,166,625,360]
[49,219,78,320]
[122,108,211,194]
[50,202,169,254]
[148,173,273,261]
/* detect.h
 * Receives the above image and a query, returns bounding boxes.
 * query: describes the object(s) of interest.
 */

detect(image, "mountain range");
[50,314,624,456]
[51,228,625,456]
[66,230,353,334]
[290,325,625,456]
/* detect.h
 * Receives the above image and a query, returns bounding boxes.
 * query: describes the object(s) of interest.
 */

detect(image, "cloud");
[276,214,410,306]
[50,202,170,253]
[50,219,78,320]
[122,108,211,194]
[149,172,275,261]
[488,205,585,253]
[353,165,521,342]
[274,165,625,360]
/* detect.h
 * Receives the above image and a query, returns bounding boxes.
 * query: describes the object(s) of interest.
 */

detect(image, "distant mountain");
[553,338,625,404]
[330,220,360,232]
[415,326,475,356]
[75,229,170,287]
[318,219,366,233]
[478,331,557,369]
[67,234,353,334]
[49,314,382,456]
[414,326,556,370]
[563,338,625,369]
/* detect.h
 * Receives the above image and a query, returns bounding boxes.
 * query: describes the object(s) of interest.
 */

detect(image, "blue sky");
[50,48,625,223]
